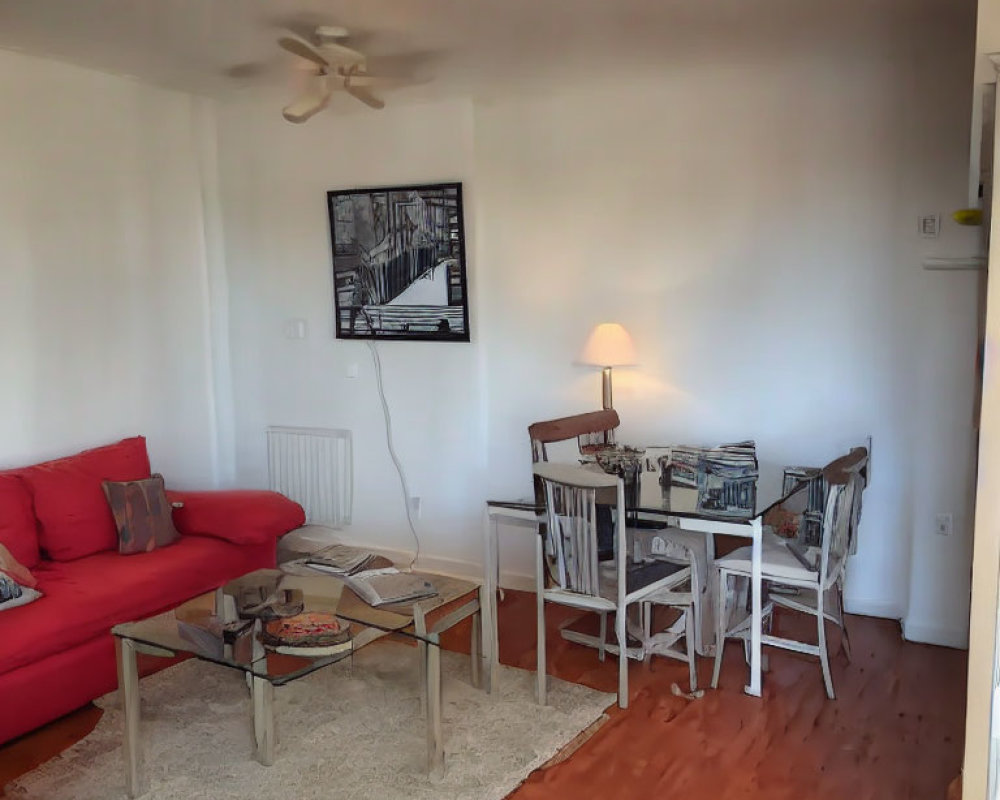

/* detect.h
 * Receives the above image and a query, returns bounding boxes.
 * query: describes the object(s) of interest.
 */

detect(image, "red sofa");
[0,436,305,745]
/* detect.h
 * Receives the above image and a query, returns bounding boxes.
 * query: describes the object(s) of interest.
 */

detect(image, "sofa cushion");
[17,437,152,561]
[0,474,40,568]
[167,490,305,545]
[0,534,274,677]
[103,474,180,555]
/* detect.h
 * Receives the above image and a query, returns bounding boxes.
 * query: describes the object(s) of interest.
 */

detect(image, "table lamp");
[578,322,637,409]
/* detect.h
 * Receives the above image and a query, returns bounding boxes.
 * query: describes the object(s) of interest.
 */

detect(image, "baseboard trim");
[290,531,918,623]
[844,598,903,620]
[902,620,969,650]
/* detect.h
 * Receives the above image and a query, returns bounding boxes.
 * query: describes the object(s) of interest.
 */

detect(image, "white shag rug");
[5,642,613,800]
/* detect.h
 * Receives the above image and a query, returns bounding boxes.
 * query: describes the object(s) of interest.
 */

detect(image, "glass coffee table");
[112,568,483,798]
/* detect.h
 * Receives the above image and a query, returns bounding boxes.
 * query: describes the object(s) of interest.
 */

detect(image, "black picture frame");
[327,182,470,342]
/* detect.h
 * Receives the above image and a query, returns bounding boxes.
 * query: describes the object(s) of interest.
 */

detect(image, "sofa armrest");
[166,490,305,546]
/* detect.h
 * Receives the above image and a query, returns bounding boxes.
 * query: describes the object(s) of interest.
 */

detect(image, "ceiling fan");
[279,26,389,123]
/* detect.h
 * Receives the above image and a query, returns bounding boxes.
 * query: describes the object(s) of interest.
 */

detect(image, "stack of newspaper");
[696,441,758,517]
[665,441,758,518]
[340,568,438,607]
[303,544,384,576]
[302,545,438,607]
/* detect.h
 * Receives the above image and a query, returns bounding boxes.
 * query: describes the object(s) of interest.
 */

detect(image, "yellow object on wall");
[952,208,983,225]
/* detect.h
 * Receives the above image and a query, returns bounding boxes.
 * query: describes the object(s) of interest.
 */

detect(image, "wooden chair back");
[528,409,621,514]
[823,446,869,555]
[528,409,621,463]
[782,446,870,551]
[820,473,861,588]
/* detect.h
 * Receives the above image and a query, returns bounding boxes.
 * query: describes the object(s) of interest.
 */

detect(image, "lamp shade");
[578,323,637,367]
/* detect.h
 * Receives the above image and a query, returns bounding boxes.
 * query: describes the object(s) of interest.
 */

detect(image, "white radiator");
[266,426,352,528]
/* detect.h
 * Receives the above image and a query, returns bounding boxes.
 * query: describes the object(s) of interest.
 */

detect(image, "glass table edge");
[110,591,443,686]
[110,627,360,686]
[633,479,808,524]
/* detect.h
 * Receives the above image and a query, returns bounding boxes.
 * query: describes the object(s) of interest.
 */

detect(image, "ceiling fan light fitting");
[315,26,350,42]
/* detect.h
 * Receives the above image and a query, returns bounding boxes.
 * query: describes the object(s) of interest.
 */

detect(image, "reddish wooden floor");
[491,591,967,800]
[0,589,967,799]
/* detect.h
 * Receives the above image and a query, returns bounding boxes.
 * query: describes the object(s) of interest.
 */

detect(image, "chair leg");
[536,594,547,706]
[642,602,652,663]
[816,587,835,699]
[686,604,697,692]
[616,608,628,709]
[711,569,727,689]
[837,582,853,663]
[470,610,481,689]
[536,531,547,705]
[598,612,608,662]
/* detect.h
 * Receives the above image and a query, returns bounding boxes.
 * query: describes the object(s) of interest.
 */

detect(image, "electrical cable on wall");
[366,340,421,571]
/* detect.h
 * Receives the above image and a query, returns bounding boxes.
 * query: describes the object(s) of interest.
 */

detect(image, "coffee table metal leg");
[252,677,275,766]
[470,607,482,689]
[413,603,429,719]
[115,637,142,798]
[425,633,444,776]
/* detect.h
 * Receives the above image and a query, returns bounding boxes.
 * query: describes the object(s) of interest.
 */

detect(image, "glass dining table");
[483,447,792,698]
[630,447,793,697]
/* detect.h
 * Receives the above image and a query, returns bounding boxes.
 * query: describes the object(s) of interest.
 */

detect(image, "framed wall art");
[327,182,470,342]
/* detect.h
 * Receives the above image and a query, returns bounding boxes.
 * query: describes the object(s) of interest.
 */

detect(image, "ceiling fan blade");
[319,41,367,68]
[334,66,407,87]
[278,36,329,70]
[336,74,408,88]
[345,84,385,110]
[282,89,332,123]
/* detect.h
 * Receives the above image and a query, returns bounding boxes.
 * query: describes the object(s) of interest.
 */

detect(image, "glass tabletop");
[112,568,436,686]
[592,447,800,524]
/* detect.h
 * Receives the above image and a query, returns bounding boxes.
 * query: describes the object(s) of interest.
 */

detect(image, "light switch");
[346,363,359,378]
[283,319,307,339]
[919,214,940,238]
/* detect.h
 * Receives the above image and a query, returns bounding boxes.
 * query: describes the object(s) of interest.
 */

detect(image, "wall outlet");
[408,496,422,519]
[935,513,953,536]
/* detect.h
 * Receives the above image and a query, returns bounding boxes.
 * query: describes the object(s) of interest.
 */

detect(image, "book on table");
[340,568,438,607]
[296,545,439,607]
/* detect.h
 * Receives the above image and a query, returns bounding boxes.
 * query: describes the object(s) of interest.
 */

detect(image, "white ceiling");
[0,0,964,100]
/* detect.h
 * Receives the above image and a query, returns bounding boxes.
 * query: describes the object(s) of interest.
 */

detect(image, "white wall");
[215,4,979,645]
[215,96,487,569]
[475,49,979,644]
[0,50,222,486]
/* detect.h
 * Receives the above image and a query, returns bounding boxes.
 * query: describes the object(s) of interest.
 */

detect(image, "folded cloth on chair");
[633,527,715,656]
[624,559,686,594]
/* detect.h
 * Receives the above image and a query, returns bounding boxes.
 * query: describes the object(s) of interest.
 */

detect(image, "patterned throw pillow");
[0,542,37,588]
[0,574,41,611]
[102,474,181,555]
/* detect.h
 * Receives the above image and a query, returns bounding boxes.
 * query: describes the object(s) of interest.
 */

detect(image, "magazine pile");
[668,440,758,518]
[301,544,438,607]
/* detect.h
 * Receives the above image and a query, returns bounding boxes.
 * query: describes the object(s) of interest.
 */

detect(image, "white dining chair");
[710,472,860,699]
[533,462,693,708]
[774,447,869,661]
